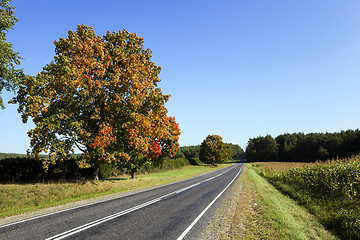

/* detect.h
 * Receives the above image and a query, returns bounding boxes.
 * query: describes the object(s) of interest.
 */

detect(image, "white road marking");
[46,198,162,240]
[44,164,239,240]
[177,163,244,240]
[0,164,231,229]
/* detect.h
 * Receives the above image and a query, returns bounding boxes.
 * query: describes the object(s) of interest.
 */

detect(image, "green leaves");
[12,24,180,177]
[199,135,230,165]
[0,0,24,109]
[245,135,279,162]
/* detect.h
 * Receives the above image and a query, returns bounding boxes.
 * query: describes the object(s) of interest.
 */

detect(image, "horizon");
[1,0,360,153]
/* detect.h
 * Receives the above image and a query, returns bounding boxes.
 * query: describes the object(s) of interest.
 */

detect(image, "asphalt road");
[0,162,244,240]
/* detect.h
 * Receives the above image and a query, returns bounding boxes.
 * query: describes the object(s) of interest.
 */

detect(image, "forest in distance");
[246,129,360,163]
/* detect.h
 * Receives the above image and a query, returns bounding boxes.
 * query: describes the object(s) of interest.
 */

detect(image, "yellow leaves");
[14,24,181,174]
[41,106,48,113]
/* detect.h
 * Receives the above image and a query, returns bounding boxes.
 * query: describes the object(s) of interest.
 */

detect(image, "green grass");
[246,164,337,239]
[0,163,230,219]
[260,156,360,239]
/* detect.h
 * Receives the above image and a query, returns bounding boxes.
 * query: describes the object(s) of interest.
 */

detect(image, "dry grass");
[229,165,269,239]
[0,164,231,219]
[250,156,360,174]
[250,162,316,173]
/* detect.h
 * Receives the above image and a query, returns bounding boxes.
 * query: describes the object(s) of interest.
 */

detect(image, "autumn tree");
[199,135,230,166]
[0,0,24,109]
[12,25,180,179]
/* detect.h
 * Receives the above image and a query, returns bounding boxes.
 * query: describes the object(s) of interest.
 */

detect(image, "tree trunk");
[93,164,100,181]
[130,169,136,179]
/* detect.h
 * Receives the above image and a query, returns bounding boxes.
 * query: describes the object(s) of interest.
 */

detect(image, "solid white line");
[46,198,162,240]
[0,164,234,229]
[45,164,239,240]
[177,163,244,240]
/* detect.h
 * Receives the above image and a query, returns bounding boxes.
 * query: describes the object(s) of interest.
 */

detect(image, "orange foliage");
[13,25,180,173]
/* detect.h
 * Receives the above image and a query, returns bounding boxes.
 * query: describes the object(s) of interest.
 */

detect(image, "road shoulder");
[201,164,338,239]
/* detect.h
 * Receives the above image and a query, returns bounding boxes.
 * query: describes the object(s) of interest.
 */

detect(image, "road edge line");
[177,163,244,240]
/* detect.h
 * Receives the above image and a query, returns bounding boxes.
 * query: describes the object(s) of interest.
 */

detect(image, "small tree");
[13,25,180,179]
[0,0,24,109]
[199,135,230,166]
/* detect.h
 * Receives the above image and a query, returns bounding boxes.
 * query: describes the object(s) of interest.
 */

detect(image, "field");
[250,156,360,240]
[251,161,316,173]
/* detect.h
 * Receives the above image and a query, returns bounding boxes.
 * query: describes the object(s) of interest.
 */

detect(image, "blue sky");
[1,0,360,153]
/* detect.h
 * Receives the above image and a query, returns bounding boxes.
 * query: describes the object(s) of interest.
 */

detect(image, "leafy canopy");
[199,135,230,165]
[245,135,279,162]
[0,0,24,109]
[12,25,180,175]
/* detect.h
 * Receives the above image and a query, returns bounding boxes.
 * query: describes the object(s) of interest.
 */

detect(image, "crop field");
[251,161,316,173]
[251,156,360,239]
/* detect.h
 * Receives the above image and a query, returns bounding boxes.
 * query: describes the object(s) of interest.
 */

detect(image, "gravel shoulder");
[201,164,338,239]
[201,164,259,239]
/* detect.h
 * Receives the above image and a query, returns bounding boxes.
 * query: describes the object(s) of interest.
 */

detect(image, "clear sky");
[1,0,360,153]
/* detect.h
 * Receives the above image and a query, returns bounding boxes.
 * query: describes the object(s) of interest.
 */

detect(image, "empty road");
[0,162,244,240]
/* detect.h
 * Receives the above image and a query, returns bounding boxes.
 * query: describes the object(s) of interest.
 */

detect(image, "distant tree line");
[175,145,201,159]
[246,129,360,162]
[0,153,27,160]
[174,143,244,161]
[228,143,245,160]
[0,136,243,183]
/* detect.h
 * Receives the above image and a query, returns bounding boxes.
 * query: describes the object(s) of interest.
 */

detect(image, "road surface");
[0,162,244,240]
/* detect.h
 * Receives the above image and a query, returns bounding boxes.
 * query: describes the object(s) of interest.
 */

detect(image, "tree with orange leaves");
[12,25,180,179]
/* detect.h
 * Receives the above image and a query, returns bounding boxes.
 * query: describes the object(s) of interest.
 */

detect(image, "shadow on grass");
[188,158,200,165]
[103,177,129,181]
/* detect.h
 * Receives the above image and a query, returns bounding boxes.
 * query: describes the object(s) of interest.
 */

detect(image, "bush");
[0,157,94,182]
[0,154,202,183]
[0,157,43,182]
[162,158,190,169]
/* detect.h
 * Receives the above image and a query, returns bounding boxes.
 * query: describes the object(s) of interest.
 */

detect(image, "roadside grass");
[258,157,360,239]
[0,163,230,219]
[245,164,337,239]
[202,164,336,239]
[202,164,276,239]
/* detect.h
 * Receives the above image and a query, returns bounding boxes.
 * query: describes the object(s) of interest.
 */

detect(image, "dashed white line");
[0,164,233,229]
[45,164,239,240]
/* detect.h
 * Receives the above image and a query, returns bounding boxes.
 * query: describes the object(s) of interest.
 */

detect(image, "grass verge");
[212,164,337,240]
[260,157,360,239]
[205,164,337,239]
[0,163,231,219]
[246,164,337,239]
